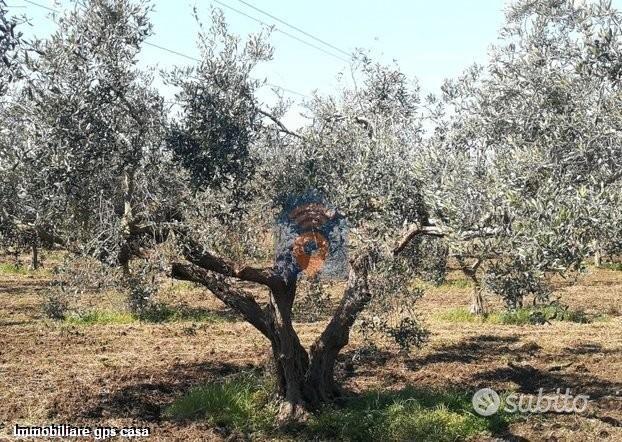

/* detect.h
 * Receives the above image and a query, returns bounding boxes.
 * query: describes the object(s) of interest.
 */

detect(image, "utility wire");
[213,0,349,63]
[19,0,312,98]
[144,41,198,62]
[22,0,56,12]
[144,42,310,98]
[234,0,350,58]
[25,0,349,63]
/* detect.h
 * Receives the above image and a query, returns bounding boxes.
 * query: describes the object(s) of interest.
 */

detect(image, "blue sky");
[7,0,622,125]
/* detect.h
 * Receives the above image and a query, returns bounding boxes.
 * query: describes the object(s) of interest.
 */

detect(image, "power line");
[19,0,312,98]
[144,42,310,98]
[234,0,350,58]
[213,0,349,63]
[144,41,198,62]
[22,0,56,13]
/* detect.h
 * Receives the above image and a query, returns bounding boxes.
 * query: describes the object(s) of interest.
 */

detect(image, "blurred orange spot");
[292,231,329,277]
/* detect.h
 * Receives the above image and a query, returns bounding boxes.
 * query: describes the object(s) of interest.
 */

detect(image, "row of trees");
[1,0,621,419]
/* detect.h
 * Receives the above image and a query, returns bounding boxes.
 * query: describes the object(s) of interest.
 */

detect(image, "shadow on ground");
[76,361,255,422]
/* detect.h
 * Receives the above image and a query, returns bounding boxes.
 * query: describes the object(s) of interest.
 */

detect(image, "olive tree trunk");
[31,244,39,270]
[469,283,485,315]
[171,249,371,421]
[458,257,486,315]
[594,249,602,267]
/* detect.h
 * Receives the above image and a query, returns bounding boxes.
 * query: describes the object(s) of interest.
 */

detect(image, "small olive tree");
[0,0,34,263]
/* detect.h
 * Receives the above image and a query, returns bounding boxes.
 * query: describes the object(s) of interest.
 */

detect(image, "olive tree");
[414,0,622,313]
[163,12,431,418]
[3,3,431,418]
[15,0,171,274]
[0,0,33,263]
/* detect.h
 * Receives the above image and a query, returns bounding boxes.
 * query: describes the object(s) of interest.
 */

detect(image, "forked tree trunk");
[267,258,371,421]
[171,253,372,423]
[458,257,485,315]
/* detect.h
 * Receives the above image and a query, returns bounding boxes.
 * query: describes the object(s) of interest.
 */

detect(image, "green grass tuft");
[307,387,511,442]
[62,305,230,326]
[0,263,51,276]
[435,308,481,323]
[136,303,228,324]
[163,373,277,433]
[602,262,622,271]
[435,306,595,325]
[165,374,513,441]
[0,263,31,275]
[442,278,472,289]
[494,305,591,325]
[65,310,136,325]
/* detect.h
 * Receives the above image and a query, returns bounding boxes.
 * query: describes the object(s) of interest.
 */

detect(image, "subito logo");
[275,194,347,280]
[472,388,501,416]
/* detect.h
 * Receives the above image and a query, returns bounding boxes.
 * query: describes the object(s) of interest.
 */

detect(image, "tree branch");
[393,221,505,256]
[312,255,371,352]
[13,221,66,247]
[259,109,302,139]
[171,262,273,339]
[182,239,283,290]
[354,116,375,140]
[393,224,445,256]
[330,113,376,140]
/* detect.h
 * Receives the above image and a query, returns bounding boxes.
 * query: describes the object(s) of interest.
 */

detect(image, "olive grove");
[411,0,622,314]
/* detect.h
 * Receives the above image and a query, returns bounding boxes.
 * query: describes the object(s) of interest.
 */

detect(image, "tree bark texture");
[171,250,372,421]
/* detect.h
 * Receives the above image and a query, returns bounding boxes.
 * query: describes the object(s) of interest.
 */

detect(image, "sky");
[6,0,622,126]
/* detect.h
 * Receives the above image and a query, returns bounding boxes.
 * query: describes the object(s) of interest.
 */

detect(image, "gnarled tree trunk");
[171,249,372,422]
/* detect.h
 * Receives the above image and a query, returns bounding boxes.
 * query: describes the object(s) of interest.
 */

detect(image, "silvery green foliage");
[402,236,449,285]
[484,260,552,310]
[42,294,69,320]
[165,9,272,208]
[0,2,30,251]
[251,55,431,350]
[257,53,428,254]
[359,256,429,352]
[125,267,158,316]
[0,103,35,250]
[292,278,333,322]
[0,0,24,97]
[12,0,174,262]
[160,11,281,260]
[164,25,432,350]
[417,0,622,306]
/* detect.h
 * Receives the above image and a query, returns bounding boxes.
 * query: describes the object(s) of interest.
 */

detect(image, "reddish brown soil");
[0,262,620,441]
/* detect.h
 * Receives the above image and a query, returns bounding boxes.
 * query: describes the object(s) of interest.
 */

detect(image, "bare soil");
[0,262,620,441]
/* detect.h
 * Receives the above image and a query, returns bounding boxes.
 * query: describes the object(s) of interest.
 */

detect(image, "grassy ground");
[0,256,620,441]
